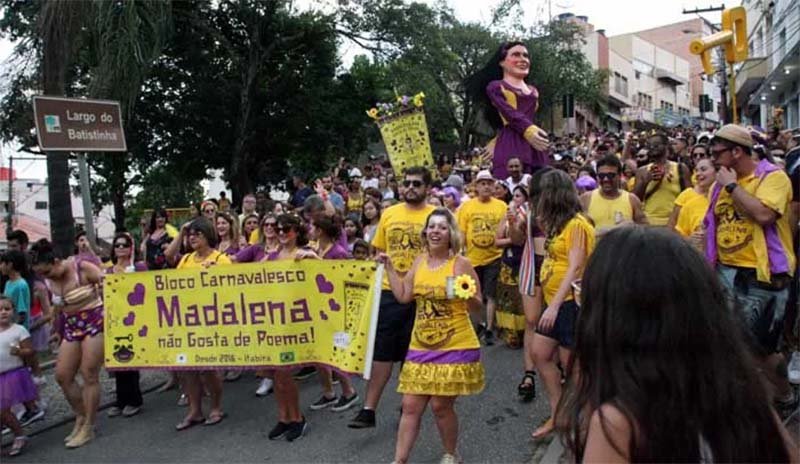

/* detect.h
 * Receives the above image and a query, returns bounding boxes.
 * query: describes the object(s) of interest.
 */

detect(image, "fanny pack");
[733,267,792,292]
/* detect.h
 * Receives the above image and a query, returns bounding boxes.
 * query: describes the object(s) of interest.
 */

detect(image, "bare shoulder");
[584,403,633,463]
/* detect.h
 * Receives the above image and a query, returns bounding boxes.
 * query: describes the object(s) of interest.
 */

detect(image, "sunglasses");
[403,180,424,188]
[203,209,216,214]
[597,172,617,180]
[276,225,295,233]
[692,151,707,158]
[263,222,277,228]
[113,242,131,249]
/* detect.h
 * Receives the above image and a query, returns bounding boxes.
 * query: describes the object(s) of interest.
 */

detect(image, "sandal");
[532,417,554,439]
[175,416,204,431]
[204,411,227,426]
[517,371,536,402]
[9,436,27,457]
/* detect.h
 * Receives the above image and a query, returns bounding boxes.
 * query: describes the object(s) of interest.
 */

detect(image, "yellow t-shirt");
[675,195,709,237]
[372,203,436,289]
[586,190,633,230]
[177,250,232,269]
[712,170,793,270]
[456,197,507,267]
[539,215,595,304]
[347,192,364,214]
[639,161,682,226]
[674,187,703,208]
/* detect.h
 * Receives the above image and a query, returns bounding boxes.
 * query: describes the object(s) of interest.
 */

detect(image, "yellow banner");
[104,260,382,377]
[377,107,436,176]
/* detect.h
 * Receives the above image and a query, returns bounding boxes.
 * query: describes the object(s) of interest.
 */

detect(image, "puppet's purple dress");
[486,80,549,178]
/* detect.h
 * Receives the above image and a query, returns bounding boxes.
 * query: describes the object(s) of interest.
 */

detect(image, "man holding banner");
[348,166,435,429]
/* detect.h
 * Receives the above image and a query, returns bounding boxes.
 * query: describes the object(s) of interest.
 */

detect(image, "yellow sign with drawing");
[103,260,382,377]
[377,107,436,176]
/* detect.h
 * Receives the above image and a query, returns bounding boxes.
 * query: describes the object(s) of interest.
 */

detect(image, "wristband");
[724,182,737,194]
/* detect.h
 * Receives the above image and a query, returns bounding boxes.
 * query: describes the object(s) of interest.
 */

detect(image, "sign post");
[32,96,127,244]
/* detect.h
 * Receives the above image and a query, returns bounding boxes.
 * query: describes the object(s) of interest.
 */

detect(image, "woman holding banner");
[379,208,484,464]
[174,218,231,431]
[31,239,105,448]
[266,214,319,442]
[465,41,550,178]
[105,233,147,418]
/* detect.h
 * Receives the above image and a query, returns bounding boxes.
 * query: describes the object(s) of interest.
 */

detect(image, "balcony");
[735,57,769,100]
[654,68,688,86]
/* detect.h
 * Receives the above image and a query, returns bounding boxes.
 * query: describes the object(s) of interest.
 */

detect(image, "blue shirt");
[4,278,30,329]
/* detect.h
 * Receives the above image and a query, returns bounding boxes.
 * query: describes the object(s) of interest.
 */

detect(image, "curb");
[20,380,168,440]
[541,435,564,463]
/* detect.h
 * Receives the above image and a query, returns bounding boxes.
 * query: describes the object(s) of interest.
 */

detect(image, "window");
[660,100,674,112]
[613,72,629,97]
[636,92,652,110]
[678,107,690,117]
[35,201,47,210]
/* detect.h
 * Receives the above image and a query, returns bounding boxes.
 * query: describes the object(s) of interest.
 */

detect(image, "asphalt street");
[12,342,554,463]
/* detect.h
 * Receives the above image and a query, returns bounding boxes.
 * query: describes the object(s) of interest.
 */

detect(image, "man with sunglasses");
[705,124,796,415]
[456,170,507,346]
[580,155,647,235]
[633,133,690,226]
[349,166,435,429]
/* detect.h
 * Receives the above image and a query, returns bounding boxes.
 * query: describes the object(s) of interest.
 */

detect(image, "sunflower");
[453,274,477,300]
[366,108,379,119]
[413,92,425,108]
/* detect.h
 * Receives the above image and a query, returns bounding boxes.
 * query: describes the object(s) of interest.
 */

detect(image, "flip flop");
[532,417,554,439]
[204,412,227,426]
[175,417,204,431]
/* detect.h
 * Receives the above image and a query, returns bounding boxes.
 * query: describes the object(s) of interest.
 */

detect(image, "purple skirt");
[29,315,50,352]
[0,367,38,409]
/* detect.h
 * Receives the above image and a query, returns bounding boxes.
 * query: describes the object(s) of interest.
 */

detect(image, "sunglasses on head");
[597,172,617,180]
[113,242,131,249]
[403,179,424,188]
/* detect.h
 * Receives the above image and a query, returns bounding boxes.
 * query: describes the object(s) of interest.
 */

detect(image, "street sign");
[32,96,127,152]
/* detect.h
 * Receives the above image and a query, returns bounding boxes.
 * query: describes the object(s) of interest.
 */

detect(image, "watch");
[724,182,738,194]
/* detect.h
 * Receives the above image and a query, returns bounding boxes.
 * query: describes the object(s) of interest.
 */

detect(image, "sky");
[0,0,717,183]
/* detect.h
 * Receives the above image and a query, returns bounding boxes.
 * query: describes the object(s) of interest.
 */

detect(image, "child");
[343,215,363,256]
[0,251,44,426]
[351,239,370,261]
[0,295,38,456]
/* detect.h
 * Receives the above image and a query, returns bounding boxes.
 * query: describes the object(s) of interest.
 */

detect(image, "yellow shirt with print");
[456,197,507,267]
[177,250,232,269]
[712,170,793,270]
[372,203,436,290]
[539,215,595,304]
[675,195,709,237]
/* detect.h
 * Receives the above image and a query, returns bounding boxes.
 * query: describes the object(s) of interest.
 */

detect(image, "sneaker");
[107,406,123,418]
[347,408,375,428]
[440,453,460,464]
[32,375,47,386]
[19,408,45,427]
[331,393,360,412]
[309,394,338,410]
[483,329,495,346]
[285,418,308,442]
[293,366,317,381]
[122,405,141,417]
[177,393,188,407]
[475,322,486,338]
[268,422,291,440]
[255,378,274,397]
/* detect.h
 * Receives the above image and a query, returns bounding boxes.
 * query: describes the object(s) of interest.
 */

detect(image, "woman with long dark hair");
[140,208,175,271]
[465,41,549,178]
[557,227,798,462]
[31,239,105,448]
[531,170,595,438]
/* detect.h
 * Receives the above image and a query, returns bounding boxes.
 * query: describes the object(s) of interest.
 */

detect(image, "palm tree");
[39,0,86,256]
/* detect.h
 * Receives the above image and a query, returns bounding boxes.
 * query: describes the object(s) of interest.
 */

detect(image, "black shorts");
[475,259,501,300]
[372,290,416,362]
[536,300,579,348]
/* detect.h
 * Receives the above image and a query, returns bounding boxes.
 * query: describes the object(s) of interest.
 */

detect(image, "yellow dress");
[397,256,485,396]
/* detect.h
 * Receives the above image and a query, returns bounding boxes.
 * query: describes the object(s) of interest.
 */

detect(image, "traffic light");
[699,94,713,113]
[562,94,575,118]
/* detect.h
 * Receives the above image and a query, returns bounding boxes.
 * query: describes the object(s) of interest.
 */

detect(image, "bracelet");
[724,182,737,194]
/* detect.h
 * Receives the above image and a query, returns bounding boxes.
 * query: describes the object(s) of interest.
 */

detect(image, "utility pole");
[684,5,728,124]
[5,155,12,234]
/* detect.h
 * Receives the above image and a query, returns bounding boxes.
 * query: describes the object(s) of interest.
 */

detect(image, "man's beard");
[404,191,426,205]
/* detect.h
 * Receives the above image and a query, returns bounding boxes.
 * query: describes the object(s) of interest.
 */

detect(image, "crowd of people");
[0,37,798,463]
[0,119,797,461]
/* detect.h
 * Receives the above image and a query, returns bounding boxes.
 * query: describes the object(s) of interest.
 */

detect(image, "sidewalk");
[2,366,168,446]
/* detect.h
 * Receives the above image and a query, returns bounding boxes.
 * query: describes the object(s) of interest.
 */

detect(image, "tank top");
[587,190,633,230]
[411,256,478,351]
[643,161,682,226]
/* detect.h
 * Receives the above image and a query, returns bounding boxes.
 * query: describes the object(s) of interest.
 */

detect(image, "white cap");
[349,167,362,178]
[475,170,494,182]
